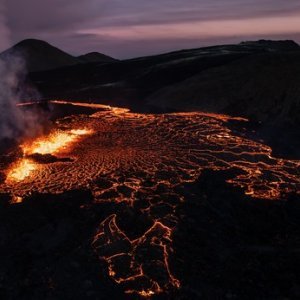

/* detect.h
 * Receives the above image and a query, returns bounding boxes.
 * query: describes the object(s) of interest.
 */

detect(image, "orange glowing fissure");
[6,128,92,183]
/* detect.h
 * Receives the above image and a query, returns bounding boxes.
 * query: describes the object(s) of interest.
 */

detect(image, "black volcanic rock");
[78,52,116,63]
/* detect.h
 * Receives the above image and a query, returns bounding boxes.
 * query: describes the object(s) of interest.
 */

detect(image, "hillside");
[29,40,300,123]
[0,39,116,72]
[78,52,116,63]
[27,39,300,157]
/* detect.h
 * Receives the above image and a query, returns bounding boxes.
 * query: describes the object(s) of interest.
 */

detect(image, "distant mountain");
[0,39,116,72]
[0,39,79,72]
[78,52,116,63]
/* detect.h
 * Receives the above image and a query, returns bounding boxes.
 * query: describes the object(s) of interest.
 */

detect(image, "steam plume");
[0,54,44,142]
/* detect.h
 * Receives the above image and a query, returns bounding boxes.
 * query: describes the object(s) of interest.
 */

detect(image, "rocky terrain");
[0,102,299,299]
[0,40,300,299]
[1,170,299,300]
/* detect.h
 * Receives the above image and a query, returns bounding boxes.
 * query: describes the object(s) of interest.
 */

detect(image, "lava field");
[0,101,300,299]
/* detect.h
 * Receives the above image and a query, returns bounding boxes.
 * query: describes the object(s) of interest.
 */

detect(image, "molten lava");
[92,215,180,297]
[1,100,300,298]
[22,129,92,156]
[6,159,37,182]
[5,128,92,183]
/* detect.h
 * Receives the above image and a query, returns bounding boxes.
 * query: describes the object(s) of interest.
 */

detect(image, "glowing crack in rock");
[92,214,180,297]
[1,100,300,297]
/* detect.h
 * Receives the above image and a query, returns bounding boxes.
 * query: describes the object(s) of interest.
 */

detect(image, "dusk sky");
[1,0,300,58]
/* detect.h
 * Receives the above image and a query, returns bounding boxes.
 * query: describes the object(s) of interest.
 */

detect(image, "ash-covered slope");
[0,39,116,72]
[146,50,300,125]
[28,40,300,126]
[143,41,300,158]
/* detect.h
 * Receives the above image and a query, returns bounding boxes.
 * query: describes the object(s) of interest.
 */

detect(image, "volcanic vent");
[1,101,300,297]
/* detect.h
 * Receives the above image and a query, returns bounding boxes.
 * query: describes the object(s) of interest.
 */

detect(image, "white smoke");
[0,0,25,141]
[0,2,47,145]
[0,55,43,141]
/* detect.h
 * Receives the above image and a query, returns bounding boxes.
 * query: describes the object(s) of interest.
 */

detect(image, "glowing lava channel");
[22,129,92,156]
[7,159,37,182]
[6,128,92,183]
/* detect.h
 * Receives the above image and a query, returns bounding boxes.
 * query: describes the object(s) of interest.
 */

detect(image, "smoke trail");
[0,56,22,139]
[0,1,46,145]
[0,0,25,141]
[0,55,43,141]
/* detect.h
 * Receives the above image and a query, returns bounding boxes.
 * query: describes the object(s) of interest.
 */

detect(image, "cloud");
[0,54,44,141]
[79,15,300,41]
[4,0,300,58]
[0,1,11,52]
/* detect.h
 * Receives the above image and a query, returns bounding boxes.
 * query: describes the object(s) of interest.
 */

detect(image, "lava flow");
[5,128,92,184]
[1,100,300,297]
[7,159,37,182]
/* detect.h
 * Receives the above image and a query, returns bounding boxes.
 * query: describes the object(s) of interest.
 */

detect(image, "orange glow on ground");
[22,129,92,155]
[2,100,300,297]
[6,159,37,182]
[6,128,92,184]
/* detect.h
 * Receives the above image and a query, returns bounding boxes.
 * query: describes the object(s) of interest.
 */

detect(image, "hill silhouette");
[0,39,116,72]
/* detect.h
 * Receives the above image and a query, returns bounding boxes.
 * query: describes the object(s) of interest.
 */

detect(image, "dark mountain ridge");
[0,39,116,72]
[78,52,116,63]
